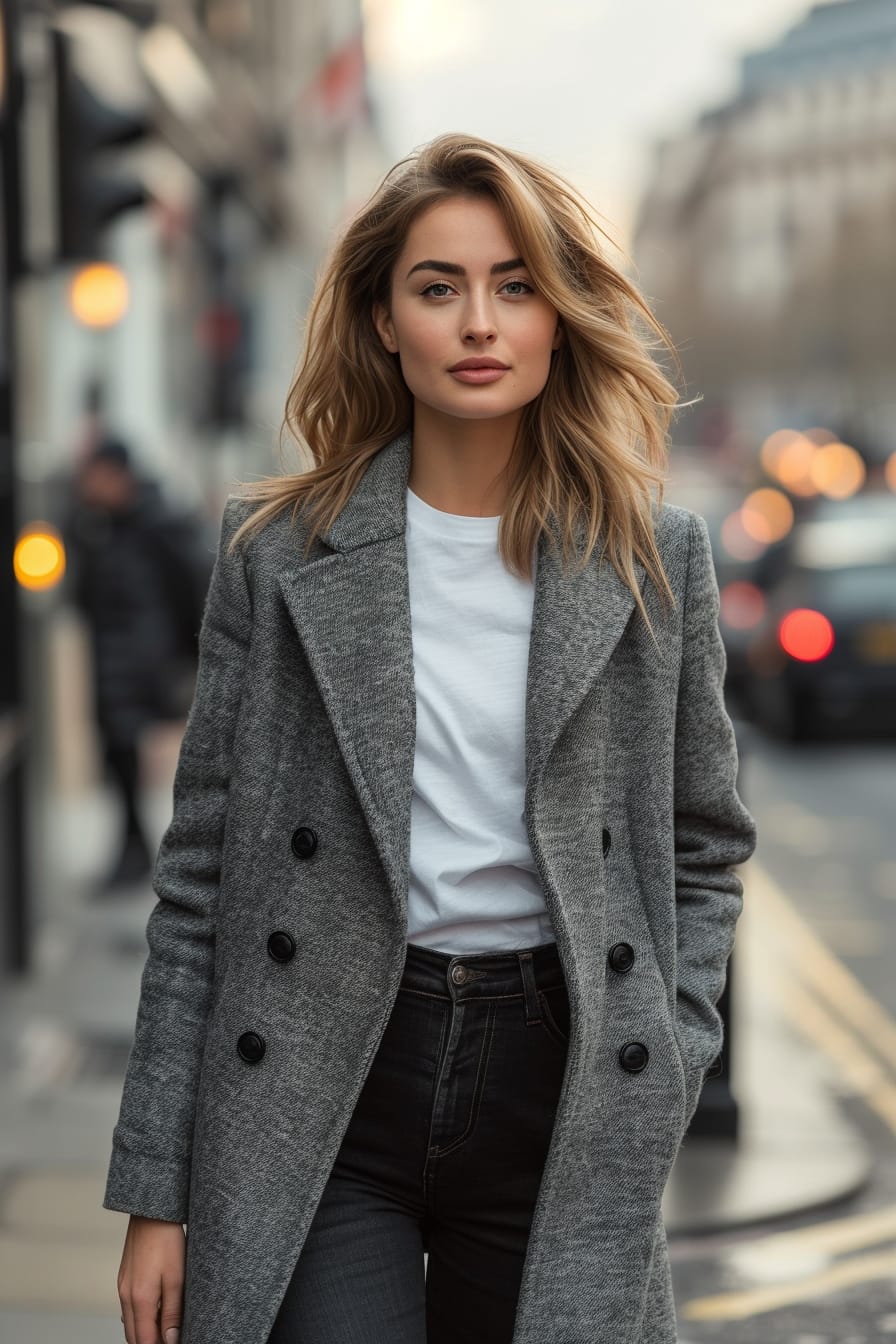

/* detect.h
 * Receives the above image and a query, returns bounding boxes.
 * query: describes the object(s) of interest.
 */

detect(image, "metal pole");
[684,713,751,1141]
[0,0,30,974]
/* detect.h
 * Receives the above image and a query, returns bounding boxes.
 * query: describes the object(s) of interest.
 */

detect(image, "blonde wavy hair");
[230,132,694,631]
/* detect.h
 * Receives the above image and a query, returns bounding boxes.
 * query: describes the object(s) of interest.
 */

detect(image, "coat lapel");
[276,429,645,919]
[525,523,645,789]
[276,433,417,914]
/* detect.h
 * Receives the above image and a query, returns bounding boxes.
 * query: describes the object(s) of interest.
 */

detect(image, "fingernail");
[165,1330,180,1344]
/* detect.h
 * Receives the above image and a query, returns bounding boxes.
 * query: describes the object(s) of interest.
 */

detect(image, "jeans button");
[451,964,468,985]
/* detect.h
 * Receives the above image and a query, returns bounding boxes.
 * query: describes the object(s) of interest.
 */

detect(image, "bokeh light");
[14,525,66,591]
[720,580,766,631]
[760,427,845,499]
[719,509,768,562]
[760,428,804,480]
[741,488,794,543]
[778,608,835,663]
[809,441,866,498]
[69,263,130,328]
[774,434,819,497]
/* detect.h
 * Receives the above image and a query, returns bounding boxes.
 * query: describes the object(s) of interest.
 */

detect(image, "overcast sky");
[363,0,819,253]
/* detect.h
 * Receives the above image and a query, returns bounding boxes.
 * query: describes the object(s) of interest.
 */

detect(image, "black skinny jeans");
[268,938,570,1344]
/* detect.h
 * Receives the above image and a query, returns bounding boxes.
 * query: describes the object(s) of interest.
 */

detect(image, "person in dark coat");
[64,437,213,891]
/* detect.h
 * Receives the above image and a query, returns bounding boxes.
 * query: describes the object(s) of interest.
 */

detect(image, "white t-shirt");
[404,485,555,954]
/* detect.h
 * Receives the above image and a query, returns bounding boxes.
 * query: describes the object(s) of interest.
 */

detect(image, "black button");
[608,942,635,974]
[237,1031,266,1064]
[267,931,296,963]
[291,826,318,859]
[602,827,611,856]
[619,1041,649,1073]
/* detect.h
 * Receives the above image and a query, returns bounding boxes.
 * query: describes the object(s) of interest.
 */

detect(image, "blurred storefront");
[2,0,387,972]
[14,0,385,508]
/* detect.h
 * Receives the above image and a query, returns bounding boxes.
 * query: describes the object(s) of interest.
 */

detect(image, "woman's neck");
[407,407,520,517]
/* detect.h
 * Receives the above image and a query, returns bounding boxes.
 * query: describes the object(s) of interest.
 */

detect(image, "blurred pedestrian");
[64,436,212,892]
[104,134,757,1344]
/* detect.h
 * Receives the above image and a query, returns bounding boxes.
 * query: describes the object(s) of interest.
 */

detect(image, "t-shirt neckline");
[406,486,501,541]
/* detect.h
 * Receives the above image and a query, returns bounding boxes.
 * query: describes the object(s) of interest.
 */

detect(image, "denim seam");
[431,1003,496,1158]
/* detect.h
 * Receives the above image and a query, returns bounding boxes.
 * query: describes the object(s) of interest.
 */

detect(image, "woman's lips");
[449,367,509,384]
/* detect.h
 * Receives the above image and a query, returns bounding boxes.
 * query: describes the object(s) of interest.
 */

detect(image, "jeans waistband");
[400,939,565,1002]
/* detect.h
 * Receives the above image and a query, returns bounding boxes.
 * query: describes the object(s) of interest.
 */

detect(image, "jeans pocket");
[537,985,570,1049]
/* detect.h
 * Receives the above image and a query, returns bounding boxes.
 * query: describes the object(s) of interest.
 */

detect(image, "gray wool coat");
[103,428,757,1343]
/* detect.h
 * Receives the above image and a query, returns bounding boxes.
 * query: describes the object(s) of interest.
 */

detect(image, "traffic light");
[195,295,252,429]
[51,25,151,262]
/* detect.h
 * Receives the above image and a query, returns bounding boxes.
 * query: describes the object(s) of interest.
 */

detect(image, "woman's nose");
[460,294,497,344]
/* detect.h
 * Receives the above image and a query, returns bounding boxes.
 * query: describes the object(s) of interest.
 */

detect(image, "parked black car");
[742,493,896,740]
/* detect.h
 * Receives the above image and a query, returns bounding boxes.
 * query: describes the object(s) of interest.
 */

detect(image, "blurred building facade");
[633,0,896,465]
[15,0,386,518]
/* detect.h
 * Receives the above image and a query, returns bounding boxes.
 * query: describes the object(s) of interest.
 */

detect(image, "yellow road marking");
[749,864,896,1074]
[725,1202,896,1271]
[680,863,896,1324]
[783,979,896,1135]
[682,1247,896,1321]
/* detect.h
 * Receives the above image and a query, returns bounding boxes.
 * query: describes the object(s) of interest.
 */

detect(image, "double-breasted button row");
[237,928,294,1063]
[238,926,299,1060]
[237,862,307,1059]
[607,935,645,1072]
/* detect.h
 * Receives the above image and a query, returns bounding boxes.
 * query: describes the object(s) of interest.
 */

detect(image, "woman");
[106,133,757,1344]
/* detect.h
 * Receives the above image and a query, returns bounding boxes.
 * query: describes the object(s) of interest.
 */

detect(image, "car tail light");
[720,581,766,630]
[778,608,835,662]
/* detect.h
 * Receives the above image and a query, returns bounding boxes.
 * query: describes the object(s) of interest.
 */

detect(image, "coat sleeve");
[673,511,757,1124]
[102,497,253,1224]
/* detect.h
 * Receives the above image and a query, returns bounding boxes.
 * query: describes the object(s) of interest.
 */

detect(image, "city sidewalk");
[0,632,872,1336]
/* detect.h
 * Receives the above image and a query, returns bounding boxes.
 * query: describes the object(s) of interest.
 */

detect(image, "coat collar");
[276,429,646,913]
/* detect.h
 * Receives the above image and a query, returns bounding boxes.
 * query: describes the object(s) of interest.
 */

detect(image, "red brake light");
[778,609,835,662]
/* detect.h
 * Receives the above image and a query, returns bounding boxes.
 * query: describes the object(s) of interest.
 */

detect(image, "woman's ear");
[372,302,399,354]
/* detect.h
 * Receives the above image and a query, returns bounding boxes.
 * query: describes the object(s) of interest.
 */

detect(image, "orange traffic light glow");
[14,525,66,591]
[69,263,130,328]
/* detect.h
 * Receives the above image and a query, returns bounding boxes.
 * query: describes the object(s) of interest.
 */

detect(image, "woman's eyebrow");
[405,257,527,279]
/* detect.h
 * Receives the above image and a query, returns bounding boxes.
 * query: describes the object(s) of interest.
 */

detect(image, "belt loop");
[517,950,542,1026]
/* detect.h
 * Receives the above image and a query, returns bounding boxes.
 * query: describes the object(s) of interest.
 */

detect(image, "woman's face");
[372,195,562,425]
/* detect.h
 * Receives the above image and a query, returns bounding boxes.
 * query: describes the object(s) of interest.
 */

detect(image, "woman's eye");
[421,282,454,298]
[501,280,534,295]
